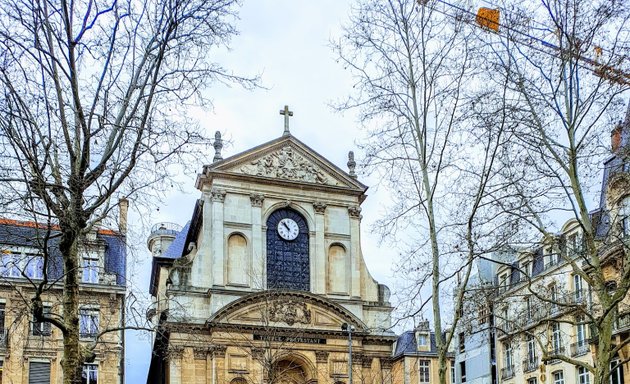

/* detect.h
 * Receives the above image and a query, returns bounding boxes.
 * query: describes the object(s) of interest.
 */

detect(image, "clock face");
[277,218,300,241]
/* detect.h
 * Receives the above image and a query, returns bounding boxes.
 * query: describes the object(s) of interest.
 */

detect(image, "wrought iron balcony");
[522,357,539,373]
[500,365,515,380]
[615,312,630,332]
[570,340,590,357]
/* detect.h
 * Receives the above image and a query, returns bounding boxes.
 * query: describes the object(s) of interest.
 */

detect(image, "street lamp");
[341,322,355,384]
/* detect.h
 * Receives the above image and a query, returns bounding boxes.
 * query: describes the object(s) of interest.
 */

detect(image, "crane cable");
[417,0,630,85]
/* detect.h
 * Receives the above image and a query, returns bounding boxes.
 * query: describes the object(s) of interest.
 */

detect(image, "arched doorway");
[266,208,310,291]
[270,359,308,384]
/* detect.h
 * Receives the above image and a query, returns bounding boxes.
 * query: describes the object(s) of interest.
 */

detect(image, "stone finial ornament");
[347,151,357,178]
[213,131,223,162]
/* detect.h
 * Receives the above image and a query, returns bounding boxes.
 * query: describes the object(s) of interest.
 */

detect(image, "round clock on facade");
[277,218,300,240]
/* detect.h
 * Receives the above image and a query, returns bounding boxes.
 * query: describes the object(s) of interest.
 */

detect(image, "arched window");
[327,244,348,294]
[227,234,248,286]
[619,196,630,236]
[266,208,309,291]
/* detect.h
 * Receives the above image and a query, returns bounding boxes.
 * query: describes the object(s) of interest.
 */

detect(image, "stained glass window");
[266,209,309,291]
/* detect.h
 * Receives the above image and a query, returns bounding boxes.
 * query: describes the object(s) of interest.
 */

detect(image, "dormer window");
[418,333,428,346]
[82,251,99,284]
[0,248,43,279]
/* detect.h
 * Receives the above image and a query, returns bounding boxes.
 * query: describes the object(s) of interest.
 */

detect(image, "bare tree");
[332,1,520,383]
[485,0,630,382]
[0,0,257,382]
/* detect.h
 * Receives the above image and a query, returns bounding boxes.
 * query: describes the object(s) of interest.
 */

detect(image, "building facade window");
[450,361,455,384]
[419,360,430,383]
[574,274,584,302]
[527,335,536,363]
[552,322,562,353]
[81,252,99,284]
[610,358,623,384]
[576,316,587,344]
[528,378,537,384]
[504,341,513,368]
[0,250,43,279]
[82,364,98,384]
[29,361,51,384]
[79,308,99,339]
[418,333,428,346]
[553,371,564,384]
[578,367,590,384]
[460,362,466,383]
[32,305,51,336]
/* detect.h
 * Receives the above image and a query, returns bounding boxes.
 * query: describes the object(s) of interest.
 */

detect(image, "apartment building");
[0,214,127,384]
[494,219,595,384]
[393,322,454,384]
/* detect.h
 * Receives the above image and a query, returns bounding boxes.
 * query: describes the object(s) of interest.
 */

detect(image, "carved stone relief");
[268,300,312,326]
[348,205,362,219]
[250,193,264,207]
[239,147,338,186]
[211,188,226,202]
[313,202,327,214]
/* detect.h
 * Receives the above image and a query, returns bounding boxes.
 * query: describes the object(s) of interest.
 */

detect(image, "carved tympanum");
[240,147,336,185]
[268,300,312,326]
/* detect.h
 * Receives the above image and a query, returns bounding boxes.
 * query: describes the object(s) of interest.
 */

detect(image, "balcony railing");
[79,331,98,339]
[615,312,630,332]
[522,357,539,373]
[548,346,565,364]
[500,365,515,380]
[570,340,590,357]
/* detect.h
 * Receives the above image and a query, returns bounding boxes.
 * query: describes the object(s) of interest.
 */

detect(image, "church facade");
[146,117,395,384]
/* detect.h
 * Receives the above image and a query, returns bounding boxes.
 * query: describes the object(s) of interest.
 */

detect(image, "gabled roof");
[196,134,367,194]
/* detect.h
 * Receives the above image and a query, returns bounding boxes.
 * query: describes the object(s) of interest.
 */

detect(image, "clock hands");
[282,221,291,231]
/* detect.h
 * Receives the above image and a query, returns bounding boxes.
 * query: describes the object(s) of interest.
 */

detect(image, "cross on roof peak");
[279,105,293,135]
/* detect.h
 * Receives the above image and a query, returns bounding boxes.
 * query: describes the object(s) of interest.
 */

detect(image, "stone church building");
[146,110,396,384]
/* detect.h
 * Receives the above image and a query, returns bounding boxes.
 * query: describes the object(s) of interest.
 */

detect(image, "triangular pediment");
[206,135,366,191]
[207,291,367,332]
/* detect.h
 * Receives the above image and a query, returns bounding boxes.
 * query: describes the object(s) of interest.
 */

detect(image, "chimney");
[611,123,623,152]
[119,198,129,234]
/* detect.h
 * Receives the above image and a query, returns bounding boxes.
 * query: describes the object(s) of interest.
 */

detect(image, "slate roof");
[0,219,126,286]
[393,330,439,358]
[161,222,190,259]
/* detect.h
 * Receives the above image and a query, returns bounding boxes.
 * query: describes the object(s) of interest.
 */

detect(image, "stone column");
[169,347,184,384]
[315,351,329,383]
[313,202,327,294]
[211,188,226,287]
[348,205,362,298]
[213,346,227,384]
[360,355,374,383]
[250,194,265,289]
[381,358,393,384]
[181,347,195,383]
[192,348,209,384]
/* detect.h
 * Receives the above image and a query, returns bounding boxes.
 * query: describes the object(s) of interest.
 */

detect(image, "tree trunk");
[59,228,83,384]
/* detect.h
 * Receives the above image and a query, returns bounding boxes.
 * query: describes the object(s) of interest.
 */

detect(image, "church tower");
[147,107,395,384]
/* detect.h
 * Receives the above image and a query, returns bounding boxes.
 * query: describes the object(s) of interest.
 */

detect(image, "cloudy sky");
[124,1,400,381]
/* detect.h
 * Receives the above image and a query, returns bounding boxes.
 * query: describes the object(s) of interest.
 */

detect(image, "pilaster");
[313,202,327,294]
[211,188,226,287]
[315,350,329,383]
[348,205,362,298]
[168,347,184,384]
[251,193,264,288]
